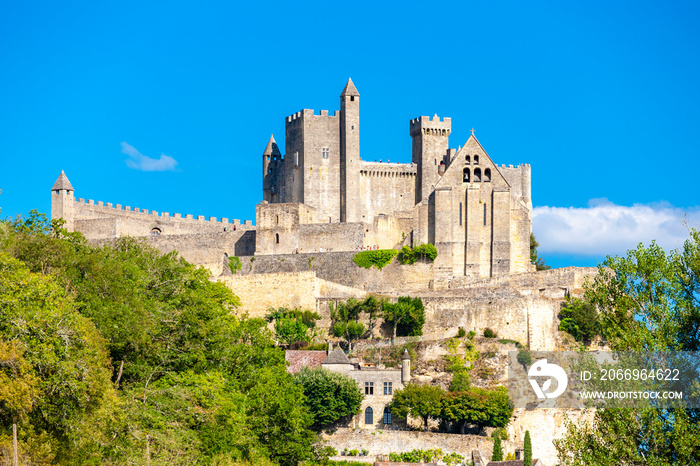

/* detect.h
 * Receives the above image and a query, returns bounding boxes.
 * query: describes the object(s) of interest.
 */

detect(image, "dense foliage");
[557,296,599,342]
[293,368,364,429]
[492,435,503,461]
[266,307,321,346]
[0,211,321,465]
[389,383,513,433]
[555,230,700,465]
[397,243,438,265]
[382,296,425,338]
[388,448,443,463]
[351,249,397,270]
[524,430,532,466]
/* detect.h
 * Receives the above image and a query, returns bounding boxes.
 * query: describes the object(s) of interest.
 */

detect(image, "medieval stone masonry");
[53,79,533,280]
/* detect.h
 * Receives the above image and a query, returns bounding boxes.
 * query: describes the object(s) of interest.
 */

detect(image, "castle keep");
[52,79,532,279]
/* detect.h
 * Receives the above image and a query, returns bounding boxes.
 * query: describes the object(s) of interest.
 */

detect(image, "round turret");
[401,349,411,384]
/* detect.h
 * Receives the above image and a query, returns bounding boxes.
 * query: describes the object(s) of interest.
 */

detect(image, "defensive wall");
[323,408,591,466]
[219,257,597,351]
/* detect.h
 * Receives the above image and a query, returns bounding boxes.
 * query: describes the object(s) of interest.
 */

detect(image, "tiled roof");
[52,171,74,191]
[285,350,327,374]
[322,348,352,365]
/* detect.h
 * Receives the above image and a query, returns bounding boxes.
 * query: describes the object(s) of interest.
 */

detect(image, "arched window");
[484,168,491,182]
[465,155,470,164]
[463,168,470,182]
[474,155,479,164]
[150,227,161,236]
[275,233,279,244]
[365,406,374,425]
[383,407,392,425]
[474,168,481,182]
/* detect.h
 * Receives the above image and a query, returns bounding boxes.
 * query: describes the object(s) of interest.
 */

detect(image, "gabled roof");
[340,78,360,97]
[52,171,74,191]
[322,348,352,365]
[263,134,281,157]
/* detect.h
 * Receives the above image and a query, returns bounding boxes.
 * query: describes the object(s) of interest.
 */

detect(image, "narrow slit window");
[459,203,463,226]
[275,233,280,244]
[483,203,487,226]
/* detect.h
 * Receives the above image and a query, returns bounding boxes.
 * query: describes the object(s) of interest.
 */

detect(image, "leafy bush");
[443,452,465,466]
[397,243,438,265]
[491,427,508,439]
[467,330,476,340]
[352,249,398,270]
[498,338,521,347]
[228,255,242,274]
[558,296,599,342]
[383,296,425,338]
[388,448,443,463]
[484,327,497,338]
[293,367,364,429]
[457,327,466,338]
[517,349,532,367]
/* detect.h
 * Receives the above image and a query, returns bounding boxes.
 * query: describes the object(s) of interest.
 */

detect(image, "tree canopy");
[293,367,364,429]
[555,229,700,465]
[0,211,321,465]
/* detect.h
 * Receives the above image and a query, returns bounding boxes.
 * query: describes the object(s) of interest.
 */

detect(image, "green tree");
[558,296,599,342]
[359,295,383,338]
[530,233,551,271]
[0,253,118,464]
[555,230,700,465]
[389,384,444,431]
[492,435,503,461]
[293,367,364,429]
[524,430,532,466]
[440,387,513,433]
[383,296,425,339]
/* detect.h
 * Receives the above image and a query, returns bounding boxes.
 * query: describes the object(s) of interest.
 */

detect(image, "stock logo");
[528,359,568,399]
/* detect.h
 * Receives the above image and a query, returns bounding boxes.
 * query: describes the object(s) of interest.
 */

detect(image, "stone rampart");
[72,197,254,240]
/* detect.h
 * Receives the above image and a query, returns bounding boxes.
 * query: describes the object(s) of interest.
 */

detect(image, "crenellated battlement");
[497,163,531,169]
[73,197,254,227]
[285,108,340,124]
[410,114,452,137]
[360,161,417,178]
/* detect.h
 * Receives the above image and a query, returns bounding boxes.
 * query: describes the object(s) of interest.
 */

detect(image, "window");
[276,215,279,224]
[365,406,373,425]
[365,382,374,395]
[384,382,392,395]
[351,96,355,101]
[459,203,463,226]
[275,233,280,244]
[383,407,392,425]
[322,148,329,159]
[463,168,470,182]
[465,155,470,164]
[484,168,491,182]
[474,155,479,164]
[483,203,487,226]
[474,168,481,182]
[294,152,299,167]
[150,227,161,236]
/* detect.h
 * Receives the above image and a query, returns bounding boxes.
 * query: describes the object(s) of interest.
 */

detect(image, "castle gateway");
[52,79,532,279]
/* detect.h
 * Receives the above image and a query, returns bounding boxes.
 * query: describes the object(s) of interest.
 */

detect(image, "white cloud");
[122,142,178,172]
[533,199,700,256]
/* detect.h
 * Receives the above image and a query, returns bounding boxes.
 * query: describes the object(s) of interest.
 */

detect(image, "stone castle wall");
[69,196,254,240]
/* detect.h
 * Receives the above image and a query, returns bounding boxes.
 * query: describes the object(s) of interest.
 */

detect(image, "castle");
[51,79,533,279]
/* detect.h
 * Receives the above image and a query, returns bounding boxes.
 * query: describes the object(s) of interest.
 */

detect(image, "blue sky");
[1,1,699,268]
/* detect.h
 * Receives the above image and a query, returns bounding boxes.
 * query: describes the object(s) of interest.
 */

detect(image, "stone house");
[285,347,411,429]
